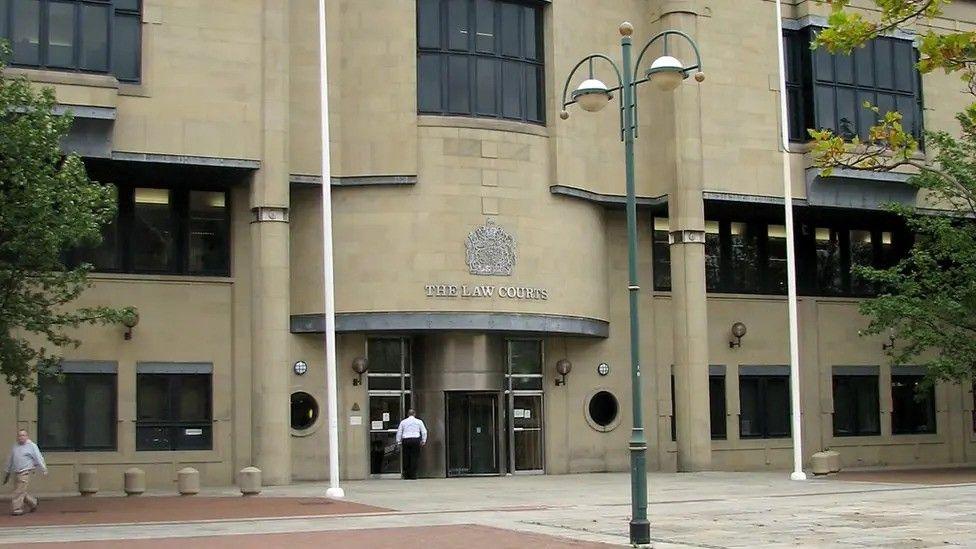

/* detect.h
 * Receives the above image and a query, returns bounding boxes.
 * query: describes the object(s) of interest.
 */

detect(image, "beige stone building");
[2,0,975,491]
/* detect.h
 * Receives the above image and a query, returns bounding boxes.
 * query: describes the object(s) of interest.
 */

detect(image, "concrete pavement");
[0,471,974,547]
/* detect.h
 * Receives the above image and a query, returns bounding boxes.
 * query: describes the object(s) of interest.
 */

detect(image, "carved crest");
[465,219,516,276]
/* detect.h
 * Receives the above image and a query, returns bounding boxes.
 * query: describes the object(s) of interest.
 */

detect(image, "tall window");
[417,0,544,124]
[785,28,922,143]
[891,373,936,435]
[832,369,880,437]
[0,0,141,81]
[670,368,727,441]
[652,218,671,291]
[136,367,212,451]
[738,370,790,439]
[38,368,116,451]
[69,185,231,276]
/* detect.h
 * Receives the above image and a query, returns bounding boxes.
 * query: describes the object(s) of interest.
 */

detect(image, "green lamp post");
[559,21,704,546]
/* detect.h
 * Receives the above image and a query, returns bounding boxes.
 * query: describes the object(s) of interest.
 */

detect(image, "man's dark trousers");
[401,438,421,479]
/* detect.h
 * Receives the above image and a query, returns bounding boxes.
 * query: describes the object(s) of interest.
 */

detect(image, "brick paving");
[0,496,385,527]
[31,524,616,549]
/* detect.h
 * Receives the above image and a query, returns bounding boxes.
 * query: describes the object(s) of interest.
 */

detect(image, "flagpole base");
[326,486,345,499]
[790,471,807,481]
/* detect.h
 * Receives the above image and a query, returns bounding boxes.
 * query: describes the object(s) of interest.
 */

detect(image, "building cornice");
[291,312,610,338]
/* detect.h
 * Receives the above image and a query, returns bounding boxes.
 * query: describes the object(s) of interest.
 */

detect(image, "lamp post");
[559,22,704,546]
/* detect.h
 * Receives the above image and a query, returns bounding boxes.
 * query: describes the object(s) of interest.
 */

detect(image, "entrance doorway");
[445,392,499,476]
[366,337,412,478]
[505,339,545,474]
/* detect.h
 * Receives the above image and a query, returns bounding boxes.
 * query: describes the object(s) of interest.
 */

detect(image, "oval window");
[588,390,619,429]
[291,392,319,430]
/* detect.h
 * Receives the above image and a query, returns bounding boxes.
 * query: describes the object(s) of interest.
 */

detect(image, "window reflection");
[131,188,173,272]
[188,191,229,275]
[766,225,787,293]
[704,221,721,291]
[815,227,842,295]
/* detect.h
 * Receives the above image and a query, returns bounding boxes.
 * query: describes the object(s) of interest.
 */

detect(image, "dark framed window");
[136,372,212,451]
[784,28,922,143]
[652,209,909,297]
[652,218,671,291]
[38,373,116,451]
[738,372,790,439]
[832,372,880,436]
[0,0,142,81]
[670,370,727,441]
[891,374,936,435]
[797,220,907,297]
[654,217,788,295]
[417,0,544,124]
[69,185,231,276]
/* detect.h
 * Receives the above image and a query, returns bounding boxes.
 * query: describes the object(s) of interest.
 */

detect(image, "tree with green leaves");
[0,47,133,396]
[810,0,976,383]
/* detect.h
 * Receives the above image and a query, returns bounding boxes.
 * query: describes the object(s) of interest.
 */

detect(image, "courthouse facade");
[3,0,976,490]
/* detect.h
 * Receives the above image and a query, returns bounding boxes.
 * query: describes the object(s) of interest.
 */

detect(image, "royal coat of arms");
[465,219,516,276]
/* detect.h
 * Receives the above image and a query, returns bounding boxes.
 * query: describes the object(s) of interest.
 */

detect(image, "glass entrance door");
[445,392,499,476]
[505,339,545,474]
[367,337,412,477]
[510,394,544,472]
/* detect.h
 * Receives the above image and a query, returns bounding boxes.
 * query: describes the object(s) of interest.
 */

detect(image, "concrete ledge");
[291,312,609,338]
[290,174,417,187]
[111,151,261,170]
[418,115,548,137]
[550,185,668,211]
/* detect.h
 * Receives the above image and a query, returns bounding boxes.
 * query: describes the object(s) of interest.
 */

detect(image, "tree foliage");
[810,1,976,382]
[0,47,133,396]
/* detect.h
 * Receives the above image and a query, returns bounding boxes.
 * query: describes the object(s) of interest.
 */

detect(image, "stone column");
[250,0,292,485]
[658,4,712,471]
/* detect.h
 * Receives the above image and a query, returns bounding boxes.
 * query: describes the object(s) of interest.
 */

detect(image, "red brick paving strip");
[832,467,976,485]
[34,524,619,548]
[0,496,387,527]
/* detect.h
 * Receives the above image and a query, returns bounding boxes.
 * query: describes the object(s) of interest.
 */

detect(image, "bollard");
[810,452,833,475]
[825,450,842,473]
[124,468,146,496]
[78,469,98,496]
[177,467,200,495]
[238,466,262,496]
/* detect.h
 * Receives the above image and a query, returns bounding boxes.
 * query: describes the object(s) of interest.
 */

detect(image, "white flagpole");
[318,0,344,498]
[775,0,807,481]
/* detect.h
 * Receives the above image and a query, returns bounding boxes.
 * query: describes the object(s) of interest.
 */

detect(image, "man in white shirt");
[395,409,427,480]
[4,429,47,516]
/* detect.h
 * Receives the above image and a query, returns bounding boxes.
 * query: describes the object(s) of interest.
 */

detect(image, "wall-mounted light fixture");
[555,359,573,386]
[882,329,896,351]
[293,360,308,376]
[122,310,139,341]
[351,356,368,386]
[729,321,747,349]
[597,362,610,376]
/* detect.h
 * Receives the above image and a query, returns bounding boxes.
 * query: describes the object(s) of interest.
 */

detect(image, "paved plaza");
[0,470,973,547]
